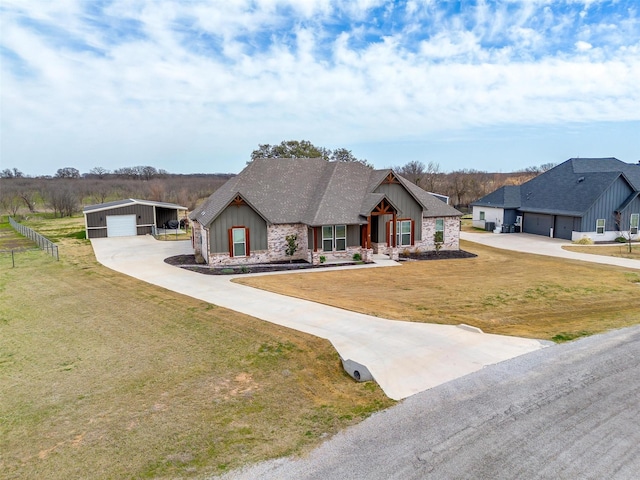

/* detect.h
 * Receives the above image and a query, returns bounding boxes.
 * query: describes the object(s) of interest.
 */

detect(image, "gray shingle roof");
[190,158,462,226]
[471,158,640,217]
[394,173,463,218]
[471,185,522,209]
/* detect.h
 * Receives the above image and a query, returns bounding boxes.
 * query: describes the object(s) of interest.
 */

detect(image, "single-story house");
[189,158,462,265]
[83,199,188,238]
[471,158,640,241]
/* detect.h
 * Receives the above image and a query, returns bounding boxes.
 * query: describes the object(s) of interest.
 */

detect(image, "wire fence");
[8,217,59,260]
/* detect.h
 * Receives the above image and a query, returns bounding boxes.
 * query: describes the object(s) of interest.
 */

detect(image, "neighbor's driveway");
[461,231,640,270]
[91,236,547,400]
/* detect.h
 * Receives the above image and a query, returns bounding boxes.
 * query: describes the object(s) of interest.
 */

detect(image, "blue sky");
[1,0,639,176]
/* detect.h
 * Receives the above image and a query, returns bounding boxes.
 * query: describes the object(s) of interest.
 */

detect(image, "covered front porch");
[306,196,402,265]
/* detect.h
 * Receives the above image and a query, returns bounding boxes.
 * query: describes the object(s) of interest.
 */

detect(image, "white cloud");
[575,40,593,51]
[1,0,639,174]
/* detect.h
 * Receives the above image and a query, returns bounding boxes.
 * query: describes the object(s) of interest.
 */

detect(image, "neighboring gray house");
[471,158,640,241]
[189,158,462,265]
[83,199,188,239]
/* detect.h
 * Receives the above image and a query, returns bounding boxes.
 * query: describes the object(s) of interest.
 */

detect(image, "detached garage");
[83,199,188,239]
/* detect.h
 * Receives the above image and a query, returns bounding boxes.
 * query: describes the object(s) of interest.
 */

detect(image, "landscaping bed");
[165,250,477,275]
[397,250,477,261]
[164,255,359,274]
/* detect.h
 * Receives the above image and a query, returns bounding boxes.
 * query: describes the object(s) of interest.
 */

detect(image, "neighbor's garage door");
[554,216,576,240]
[106,215,137,237]
[523,213,553,237]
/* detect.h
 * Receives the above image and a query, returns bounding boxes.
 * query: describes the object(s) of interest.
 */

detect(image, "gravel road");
[216,325,640,480]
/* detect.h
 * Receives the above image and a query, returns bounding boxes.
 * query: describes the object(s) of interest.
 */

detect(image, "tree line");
[0,172,232,218]
[1,141,553,218]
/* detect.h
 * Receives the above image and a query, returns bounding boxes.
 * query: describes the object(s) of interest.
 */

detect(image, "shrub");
[285,234,298,261]
[352,253,362,261]
[573,236,594,245]
[319,255,326,263]
[615,236,627,243]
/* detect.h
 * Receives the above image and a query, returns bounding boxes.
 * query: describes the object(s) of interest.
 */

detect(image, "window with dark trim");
[229,227,249,257]
[479,211,485,221]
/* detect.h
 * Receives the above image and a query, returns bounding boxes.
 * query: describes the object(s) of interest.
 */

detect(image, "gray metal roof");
[190,158,462,226]
[83,198,187,213]
[471,158,640,217]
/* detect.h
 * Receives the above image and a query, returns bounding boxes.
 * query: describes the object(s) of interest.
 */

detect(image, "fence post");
[8,217,59,261]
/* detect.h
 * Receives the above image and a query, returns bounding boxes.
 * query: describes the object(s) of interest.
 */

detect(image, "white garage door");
[106,215,137,237]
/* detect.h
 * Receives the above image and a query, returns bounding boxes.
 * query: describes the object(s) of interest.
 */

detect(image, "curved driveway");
[461,231,640,270]
[91,236,547,400]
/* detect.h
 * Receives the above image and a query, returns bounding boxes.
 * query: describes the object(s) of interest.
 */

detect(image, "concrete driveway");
[91,236,548,400]
[219,325,640,479]
[461,231,640,270]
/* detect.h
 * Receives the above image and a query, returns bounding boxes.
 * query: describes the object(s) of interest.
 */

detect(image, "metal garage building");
[83,199,188,239]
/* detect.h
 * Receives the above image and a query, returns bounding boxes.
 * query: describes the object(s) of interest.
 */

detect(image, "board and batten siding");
[347,224,360,246]
[209,204,267,253]
[85,204,155,228]
[619,196,640,228]
[373,183,424,241]
[580,176,635,232]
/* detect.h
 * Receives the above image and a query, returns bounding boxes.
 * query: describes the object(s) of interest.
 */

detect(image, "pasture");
[0,216,392,479]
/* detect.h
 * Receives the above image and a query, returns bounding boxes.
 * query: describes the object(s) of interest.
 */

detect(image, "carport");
[83,199,188,239]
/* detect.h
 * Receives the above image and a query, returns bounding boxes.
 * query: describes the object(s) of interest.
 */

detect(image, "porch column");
[367,216,371,249]
[392,211,397,247]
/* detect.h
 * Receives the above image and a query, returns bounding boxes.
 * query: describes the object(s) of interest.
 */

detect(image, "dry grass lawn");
[236,240,640,342]
[0,216,393,479]
[563,243,640,260]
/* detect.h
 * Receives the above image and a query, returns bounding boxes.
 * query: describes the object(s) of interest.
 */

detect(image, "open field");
[563,243,640,260]
[0,217,393,479]
[236,240,640,342]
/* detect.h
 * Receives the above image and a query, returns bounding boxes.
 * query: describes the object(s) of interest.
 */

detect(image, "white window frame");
[322,225,347,251]
[232,227,247,257]
[435,218,444,242]
[322,226,333,252]
[396,220,412,247]
[631,213,639,235]
[335,225,346,251]
[596,218,605,235]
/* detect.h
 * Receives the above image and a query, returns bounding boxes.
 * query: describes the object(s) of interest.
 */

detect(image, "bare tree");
[89,166,110,179]
[46,184,79,217]
[398,161,426,187]
[148,180,166,201]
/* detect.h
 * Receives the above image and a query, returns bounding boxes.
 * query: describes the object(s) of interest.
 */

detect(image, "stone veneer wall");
[374,216,460,255]
[266,223,309,262]
[206,223,310,265]
[417,216,460,251]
